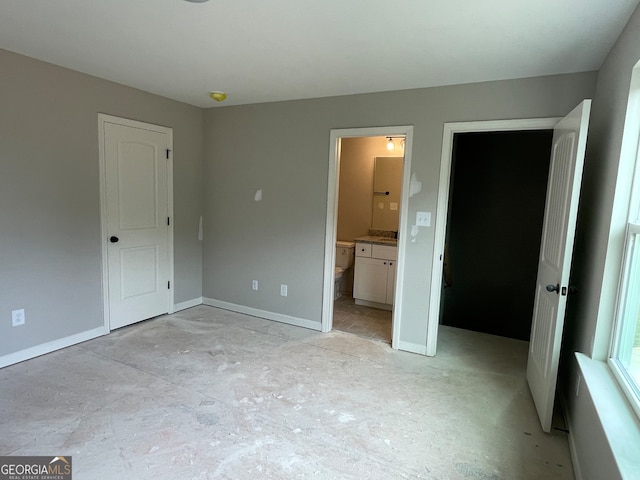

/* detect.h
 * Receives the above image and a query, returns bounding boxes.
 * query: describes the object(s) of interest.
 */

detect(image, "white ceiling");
[1,0,638,108]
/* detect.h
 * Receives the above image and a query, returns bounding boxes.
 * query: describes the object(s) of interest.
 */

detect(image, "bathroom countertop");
[354,236,398,246]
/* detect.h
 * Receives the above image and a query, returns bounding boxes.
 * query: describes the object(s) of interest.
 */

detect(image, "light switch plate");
[416,211,431,227]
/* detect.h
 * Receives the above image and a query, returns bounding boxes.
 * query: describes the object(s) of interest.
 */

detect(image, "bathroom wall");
[337,136,404,242]
[335,137,403,293]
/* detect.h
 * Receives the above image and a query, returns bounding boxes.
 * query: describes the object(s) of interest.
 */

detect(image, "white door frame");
[426,118,559,356]
[322,125,414,350]
[98,114,175,332]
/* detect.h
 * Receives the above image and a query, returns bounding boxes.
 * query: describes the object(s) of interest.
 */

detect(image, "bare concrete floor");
[0,306,574,479]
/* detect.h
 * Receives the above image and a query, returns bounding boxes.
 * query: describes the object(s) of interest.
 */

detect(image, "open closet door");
[526,100,591,432]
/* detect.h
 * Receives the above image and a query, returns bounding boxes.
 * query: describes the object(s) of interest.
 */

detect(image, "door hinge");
[167,217,170,226]
[168,281,171,289]
[166,149,171,159]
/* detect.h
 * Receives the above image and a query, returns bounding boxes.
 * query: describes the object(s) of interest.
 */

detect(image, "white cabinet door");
[386,261,396,305]
[354,257,388,303]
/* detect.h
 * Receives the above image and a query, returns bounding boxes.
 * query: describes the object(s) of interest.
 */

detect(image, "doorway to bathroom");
[321,126,414,349]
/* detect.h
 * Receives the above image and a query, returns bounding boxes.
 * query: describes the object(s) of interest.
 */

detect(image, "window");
[611,221,640,410]
[610,62,640,417]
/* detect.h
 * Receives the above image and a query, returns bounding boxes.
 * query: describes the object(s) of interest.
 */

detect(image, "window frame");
[608,61,640,420]
[609,224,640,419]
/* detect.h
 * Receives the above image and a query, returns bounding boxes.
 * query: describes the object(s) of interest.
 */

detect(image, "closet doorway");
[441,130,553,341]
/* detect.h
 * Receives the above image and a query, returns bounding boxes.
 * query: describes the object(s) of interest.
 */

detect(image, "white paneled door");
[102,117,172,330]
[526,100,591,432]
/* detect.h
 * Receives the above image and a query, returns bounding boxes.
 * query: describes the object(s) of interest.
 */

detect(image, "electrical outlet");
[416,211,431,227]
[280,284,288,297]
[12,309,25,327]
[252,280,259,291]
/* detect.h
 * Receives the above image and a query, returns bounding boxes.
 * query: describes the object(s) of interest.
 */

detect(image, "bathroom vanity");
[353,236,397,310]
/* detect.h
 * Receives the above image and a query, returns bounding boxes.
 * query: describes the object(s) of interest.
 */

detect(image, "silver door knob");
[545,284,559,294]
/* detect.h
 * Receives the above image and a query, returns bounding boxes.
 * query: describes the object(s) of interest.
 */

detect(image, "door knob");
[546,283,559,294]
[109,236,119,243]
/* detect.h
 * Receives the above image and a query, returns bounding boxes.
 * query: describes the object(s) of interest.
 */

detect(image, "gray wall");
[565,7,640,364]
[561,4,640,478]
[202,72,597,344]
[0,49,204,357]
[2,13,637,475]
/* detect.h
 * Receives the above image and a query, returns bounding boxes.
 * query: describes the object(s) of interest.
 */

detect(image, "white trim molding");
[173,297,203,312]
[0,326,108,369]
[396,340,428,356]
[203,298,321,331]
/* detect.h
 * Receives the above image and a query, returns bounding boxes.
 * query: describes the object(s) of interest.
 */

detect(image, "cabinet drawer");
[355,242,372,257]
[372,244,397,260]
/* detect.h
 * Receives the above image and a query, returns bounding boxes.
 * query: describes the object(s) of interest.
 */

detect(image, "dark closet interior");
[441,130,553,341]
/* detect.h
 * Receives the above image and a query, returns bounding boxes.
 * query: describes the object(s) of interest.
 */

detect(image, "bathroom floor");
[333,294,392,343]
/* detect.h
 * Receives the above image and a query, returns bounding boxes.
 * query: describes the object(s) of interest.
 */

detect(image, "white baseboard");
[202,297,321,331]
[0,326,108,369]
[396,340,428,356]
[567,425,583,480]
[558,390,582,480]
[354,298,393,311]
[173,297,203,312]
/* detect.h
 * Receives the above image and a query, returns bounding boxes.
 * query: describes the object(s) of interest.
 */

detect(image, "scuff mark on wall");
[409,173,422,197]
[410,224,420,243]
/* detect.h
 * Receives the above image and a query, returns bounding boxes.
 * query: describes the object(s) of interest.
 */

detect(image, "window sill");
[575,353,640,479]
[607,357,640,419]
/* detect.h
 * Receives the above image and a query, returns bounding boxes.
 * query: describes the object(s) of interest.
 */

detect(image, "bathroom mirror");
[371,156,403,231]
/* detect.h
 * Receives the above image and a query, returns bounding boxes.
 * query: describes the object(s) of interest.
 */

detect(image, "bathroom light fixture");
[387,137,395,151]
[184,0,209,3]
[386,136,406,151]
